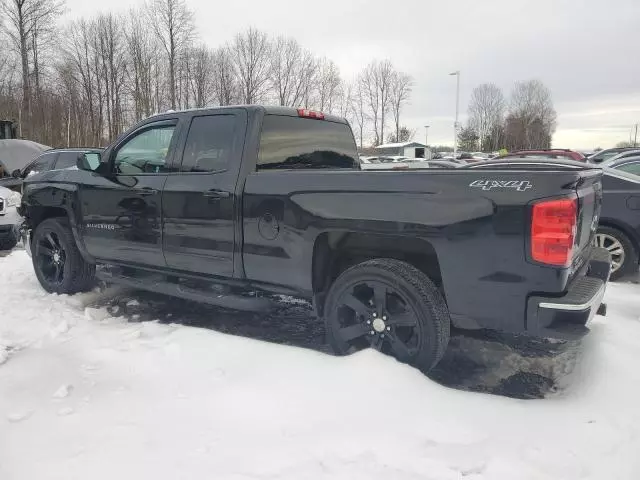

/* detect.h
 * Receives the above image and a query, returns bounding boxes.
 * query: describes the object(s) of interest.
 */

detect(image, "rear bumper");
[526,247,611,340]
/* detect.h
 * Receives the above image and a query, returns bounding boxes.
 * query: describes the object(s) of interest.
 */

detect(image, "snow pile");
[1,250,640,479]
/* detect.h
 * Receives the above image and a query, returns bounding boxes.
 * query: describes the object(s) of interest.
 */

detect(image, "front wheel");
[32,218,96,294]
[595,226,638,281]
[324,258,450,373]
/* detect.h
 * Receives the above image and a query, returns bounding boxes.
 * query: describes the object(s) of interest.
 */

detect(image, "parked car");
[598,155,640,176]
[0,139,50,192]
[587,147,639,164]
[467,158,637,280]
[0,185,21,250]
[600,150,640,165]
[20,105,610,373]
[424,160,461,168]
[2,148,102,192]
[503,149,586,162]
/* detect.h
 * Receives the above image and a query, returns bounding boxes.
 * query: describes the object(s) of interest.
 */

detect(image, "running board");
[96,269,275,312]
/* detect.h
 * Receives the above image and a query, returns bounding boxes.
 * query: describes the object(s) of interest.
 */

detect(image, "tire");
[0,228,18,251]
[324,258,450,373]
[595,226,638,281]
[32,218,96,294]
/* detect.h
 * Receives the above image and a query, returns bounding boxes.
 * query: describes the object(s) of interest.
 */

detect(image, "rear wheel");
[324,258,450,373]
[595,226,638,280]
[32,218,96,294]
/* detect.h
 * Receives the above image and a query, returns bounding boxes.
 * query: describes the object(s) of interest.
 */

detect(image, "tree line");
[458,79,557,152]
[0,0,413,149]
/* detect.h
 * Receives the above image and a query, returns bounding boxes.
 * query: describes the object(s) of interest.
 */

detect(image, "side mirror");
[11,169,21,178]
[77,152,101,172]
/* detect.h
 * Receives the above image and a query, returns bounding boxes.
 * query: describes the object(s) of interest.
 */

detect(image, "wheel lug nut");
[370,331,375,335]
[386,326,391,331]
[366,320,371,325]
[382,316,387,321]
[373,313,377,317]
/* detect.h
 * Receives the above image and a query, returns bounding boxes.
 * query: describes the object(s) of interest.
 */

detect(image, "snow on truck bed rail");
[1,250,640,479]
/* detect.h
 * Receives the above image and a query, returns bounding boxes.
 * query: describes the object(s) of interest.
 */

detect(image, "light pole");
[424,125,430,159]
[449,71,460,158]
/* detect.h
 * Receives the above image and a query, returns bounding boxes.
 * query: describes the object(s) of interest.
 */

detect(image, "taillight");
[297,108,325,120]
[531,197,578,266]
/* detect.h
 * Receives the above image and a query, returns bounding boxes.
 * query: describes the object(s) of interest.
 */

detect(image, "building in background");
[374,141,431,159]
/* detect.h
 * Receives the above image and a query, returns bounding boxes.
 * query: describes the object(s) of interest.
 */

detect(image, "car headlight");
[6,191,21,208]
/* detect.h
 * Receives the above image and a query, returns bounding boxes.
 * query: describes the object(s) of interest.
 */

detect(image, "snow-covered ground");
[1,249,640,479]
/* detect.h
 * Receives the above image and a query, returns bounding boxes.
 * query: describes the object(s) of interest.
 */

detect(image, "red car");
[502,149,586,162]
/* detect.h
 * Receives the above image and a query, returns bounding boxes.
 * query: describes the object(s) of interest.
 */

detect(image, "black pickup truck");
[19,106,611,372]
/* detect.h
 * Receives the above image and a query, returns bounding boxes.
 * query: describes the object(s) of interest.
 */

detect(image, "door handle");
[203,189,231,198]
[139,187,158,196]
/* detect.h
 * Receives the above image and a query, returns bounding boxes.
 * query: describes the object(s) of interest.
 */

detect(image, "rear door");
[162,110,247,277]
[80,119,180,266]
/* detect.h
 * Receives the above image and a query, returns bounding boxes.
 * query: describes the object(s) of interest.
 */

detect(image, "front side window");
[114,125,176,174]
[181,115,236,173]
[258,115,358,170]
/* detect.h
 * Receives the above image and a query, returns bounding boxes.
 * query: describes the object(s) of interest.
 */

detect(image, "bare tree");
[467,83,505,151]
[147,0,194,110]
[507,79,557,149]
[351,80,367,148]
[126,11,160,120]
[389,71,412,144]
[229,27,271,104]
[358,60,395,146]
[316,57,341,112]
[96,13,127,139]
[269,36,314,107]
[211,47,238,106]
[1,0,65,138]
[186,44,214,108]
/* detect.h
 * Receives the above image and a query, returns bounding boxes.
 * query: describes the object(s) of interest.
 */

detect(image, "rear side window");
[181,115,236,173]
[55,152,80,170]
[258,115,358,170]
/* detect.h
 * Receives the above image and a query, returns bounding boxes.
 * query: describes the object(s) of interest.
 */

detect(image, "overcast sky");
[66,0,640,150]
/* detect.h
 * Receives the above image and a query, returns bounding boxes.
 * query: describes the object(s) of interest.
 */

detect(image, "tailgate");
[571,169,603,274]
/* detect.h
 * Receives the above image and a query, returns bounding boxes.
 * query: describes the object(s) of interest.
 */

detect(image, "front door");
[162,111,246,277]
[80,120,179,266]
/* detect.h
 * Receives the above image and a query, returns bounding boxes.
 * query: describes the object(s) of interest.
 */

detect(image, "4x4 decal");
[469,179,533,192]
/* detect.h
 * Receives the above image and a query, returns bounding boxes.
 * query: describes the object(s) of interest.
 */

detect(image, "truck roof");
[148,105,349,125]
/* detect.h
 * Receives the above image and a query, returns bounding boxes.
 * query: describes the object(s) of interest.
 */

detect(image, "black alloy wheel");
[36,230,66,285]
[331,279,421,362]
[324,259,450,372]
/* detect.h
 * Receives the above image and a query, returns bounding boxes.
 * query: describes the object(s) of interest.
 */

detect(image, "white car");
[0,186,22,251]
[359,156,411,170]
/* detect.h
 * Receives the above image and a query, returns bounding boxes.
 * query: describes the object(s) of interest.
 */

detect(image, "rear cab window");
[258,115,358,170]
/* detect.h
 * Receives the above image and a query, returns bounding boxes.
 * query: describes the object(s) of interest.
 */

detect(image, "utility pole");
[449,71,460,158]
[424,125,430,160]
[634,123,638,147]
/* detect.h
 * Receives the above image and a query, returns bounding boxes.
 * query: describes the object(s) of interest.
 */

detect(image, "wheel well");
[27,206,68,231]
[312,232,443,314]
[598,220,640,257]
